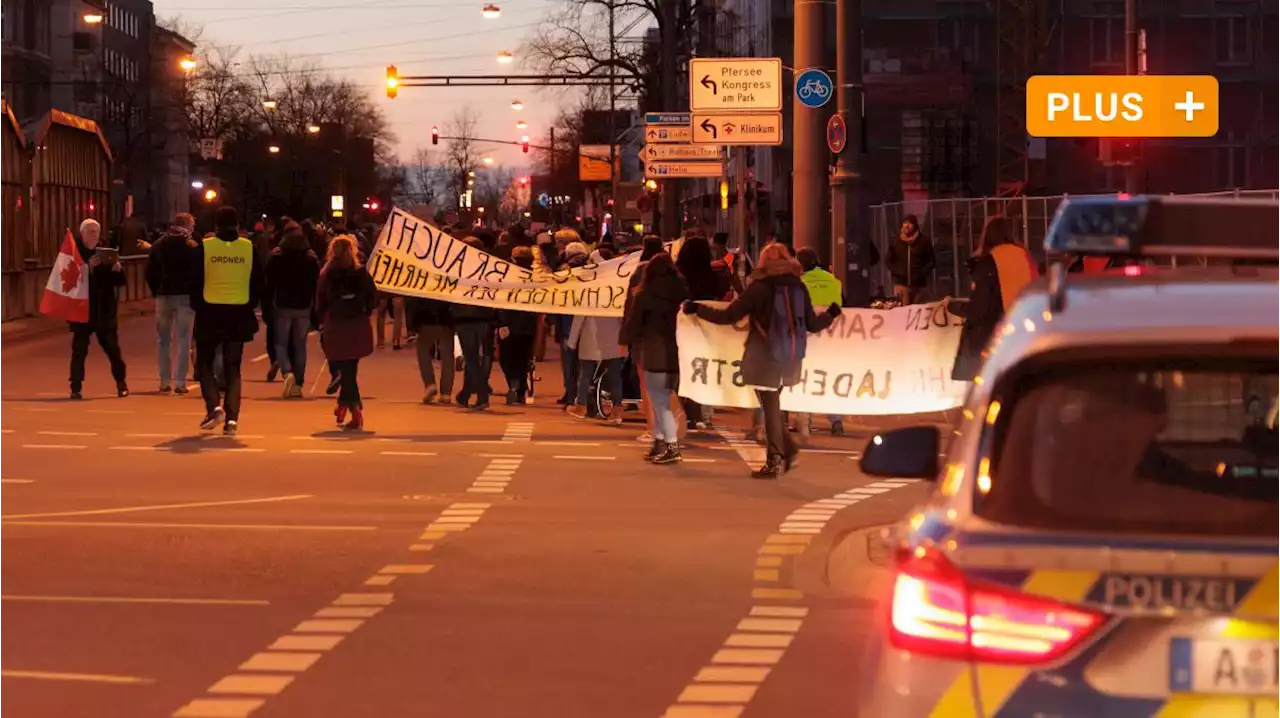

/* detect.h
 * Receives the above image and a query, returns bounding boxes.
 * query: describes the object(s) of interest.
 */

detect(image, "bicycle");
[591,356,643,419]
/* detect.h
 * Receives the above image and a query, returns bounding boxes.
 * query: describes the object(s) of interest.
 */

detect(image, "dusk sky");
[154,0,571,170]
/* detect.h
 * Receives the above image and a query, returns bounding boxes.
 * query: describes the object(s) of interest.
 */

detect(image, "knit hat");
[564,241,589,258]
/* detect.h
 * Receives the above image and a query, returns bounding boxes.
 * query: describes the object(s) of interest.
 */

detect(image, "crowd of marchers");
[58,210,1041,480]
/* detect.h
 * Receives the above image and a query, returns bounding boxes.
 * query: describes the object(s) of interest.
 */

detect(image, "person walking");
[950,216,1038,382]
[452,236,499,410]
[146,213,198,394]
[675,234,732,431]
[550,239,590,404]
[566,253,626,423]
[796,247,846,437]
[316,234,377,430]
[686,243,840,479]
[496,246,538,404]
[406,295,455,404]
[191,207,263,435]
[265,222,320,398]
[68,218,129,399]
[886,214,935,304]
[620,252,688,464]
[253,217,285,382]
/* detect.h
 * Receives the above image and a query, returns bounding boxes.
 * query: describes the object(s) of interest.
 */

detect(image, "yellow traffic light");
[645,179,657,191]
[719,180,728,210]
[203,188,218,203]
[385,65,399,99]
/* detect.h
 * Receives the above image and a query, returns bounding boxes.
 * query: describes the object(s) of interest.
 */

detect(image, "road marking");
[715,427,767,467]
[294,619,364,634]
[269,635,344,651]
[364,576,396,587]
[468,459,520,494]
[433,516,481,523]
[204,448,266,454]
[20,444,87,450]
[1,669,154,684]
[535,441,599,446]
[2,520,373,531]
[441,508,486,516]
[661,707,744,718]
[757,544,805,556]
[479,453,524,458]
[86,409,133,414]
[694,666,771,683]
[461,439,515,445]
[737,618,801,633]
[239,652,322,672]
[314,606,382,618]
[552,455,616,460]
[1,594,269,606]
[333,593,393,606]
[165,412,207,417]
[802,448,861,455]
[110,446,173,452]
[750,588,803,600]
[502,422,534,442]
[755,556,783,568]
[0,494,311,520]
[749,606,807,618]
[289,449,354,455]
[379,451,437,456]
[37,430,97,437]
[208,674,293,695]
[468,487,504,493]
[379,564,433,575]
[174,698,265,717]
[678,683,759,702]
[683,458,717,463]
[0,429,12,433]
[409,544,434,551]
[753,569,779,581]
[710,649,784,665]
[1,479,34,484]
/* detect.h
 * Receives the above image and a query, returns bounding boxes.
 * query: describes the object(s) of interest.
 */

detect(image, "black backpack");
[327,272,368,321]
[760,284,808,365]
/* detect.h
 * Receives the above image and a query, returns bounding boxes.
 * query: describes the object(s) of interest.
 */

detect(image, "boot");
[335,403,348,428]
[783,451,800,474]
[752,456,783,480]
[643,439,663,461]
[344,406,364,432]
[651,442,682,465]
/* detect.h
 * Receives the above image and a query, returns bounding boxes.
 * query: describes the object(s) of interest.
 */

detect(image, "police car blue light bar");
[1045,195,1279,261]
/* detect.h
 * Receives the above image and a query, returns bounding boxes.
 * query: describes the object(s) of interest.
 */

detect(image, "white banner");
[676,300,970,415]
[368,207,640,317]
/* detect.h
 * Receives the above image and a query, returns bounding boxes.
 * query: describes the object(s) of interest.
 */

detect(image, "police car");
[856,195,1278,717]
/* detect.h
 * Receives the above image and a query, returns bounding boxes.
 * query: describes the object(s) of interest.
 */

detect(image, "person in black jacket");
[406,295,455,404]
[146,213,198,394]
[69,218,128,400]
[452,236,499,410]
[886,214,935,304]
[496,246,539,405]
[620,252,688,464]
[265,224,320,398]
[687,243,840,479]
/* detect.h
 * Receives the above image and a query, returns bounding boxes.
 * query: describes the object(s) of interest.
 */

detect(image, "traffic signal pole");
[830,0,867,306]
[792,0,827,259]
[1124,0,1139,194]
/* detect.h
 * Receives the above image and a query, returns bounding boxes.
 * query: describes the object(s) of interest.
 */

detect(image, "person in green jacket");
[796,248,845,437]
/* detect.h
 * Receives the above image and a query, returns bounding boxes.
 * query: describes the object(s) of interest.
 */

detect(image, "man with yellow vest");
[795,247,846,438]
[190,206,265,435]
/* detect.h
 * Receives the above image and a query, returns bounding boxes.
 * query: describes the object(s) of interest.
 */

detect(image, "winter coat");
[72,240,126,329]
[451,302,497,325]
[551,253,590,342]
[568,315,625,361]
[189,233,265,343]
[950,243,1037,381]
[265,231,321,310]
[316,266,377,362]
[694,258,835,388]
[886,231,935,289]
[145,228,199,296]
[405,296,453,330]
[619,270,687,374]
[497,308,539,337]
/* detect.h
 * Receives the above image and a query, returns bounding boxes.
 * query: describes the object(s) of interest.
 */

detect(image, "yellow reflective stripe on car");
[927,570,1101,718]
[1156,564,1279,718]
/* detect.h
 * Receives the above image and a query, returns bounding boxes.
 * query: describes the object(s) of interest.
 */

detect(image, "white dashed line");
[467,458,521,494]
[502,422,534,442]
[379,451,437,456]
[1,479,34,484]
[110,446,173,452]
[289,449,354,455]
[36,430,97,437]
[19,444,86,450]
[552,455,616,461]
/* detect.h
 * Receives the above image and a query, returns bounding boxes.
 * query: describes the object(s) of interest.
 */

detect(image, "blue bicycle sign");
[795,69,833,109]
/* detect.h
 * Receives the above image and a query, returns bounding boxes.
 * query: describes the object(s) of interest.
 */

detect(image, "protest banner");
[368,207,639,317]
[676,299,970,415]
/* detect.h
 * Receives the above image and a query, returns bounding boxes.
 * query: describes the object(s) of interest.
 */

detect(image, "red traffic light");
[431,126,439,145]
[519,176,529,186]
[520,134,529,154]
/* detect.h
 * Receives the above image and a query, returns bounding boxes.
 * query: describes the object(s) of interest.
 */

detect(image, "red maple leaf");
[60,259,82,293]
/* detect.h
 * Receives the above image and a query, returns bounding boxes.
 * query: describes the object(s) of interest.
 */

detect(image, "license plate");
[1170,637,1279,696]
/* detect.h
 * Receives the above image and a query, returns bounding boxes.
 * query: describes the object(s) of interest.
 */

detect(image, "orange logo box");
[1026,75,1219,138]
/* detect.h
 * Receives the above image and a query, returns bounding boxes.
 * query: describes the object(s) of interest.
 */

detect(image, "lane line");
[110,446,173,452]
[208,674,293,695]
[174,698,265,717]
[1,479,34,484]
[289,449,354,455]
[1,669,154,685]
[1,595,269,606]
[19,444,86,450]
[2,520,373,531]
[239,652,322,673]
[552,455,616,461]
[479,453,524,458]
[269,636,343,651]
[534,441,600,446]
[1,494,311,520]
[86,409,133,414]
[36,430,97,437]
[379,451,437,456]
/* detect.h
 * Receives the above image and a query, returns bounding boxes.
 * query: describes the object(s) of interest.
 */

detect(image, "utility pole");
[792,0,827,258]
[658,0,680,240]
[732,147,746,252]
[831,0,866,305]
[1123,0,1139,194]
[607,0,619,222]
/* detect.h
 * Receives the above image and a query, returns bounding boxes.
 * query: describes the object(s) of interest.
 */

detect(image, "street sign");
[644,161,725,179]
[691,112,784,146]
[645,112,691,125]
[689,58,783,112]
[578,144,620,181]
[643,144,723,161]
[827,114,847,154]
[643,125,693,144]
[795,68,833,109]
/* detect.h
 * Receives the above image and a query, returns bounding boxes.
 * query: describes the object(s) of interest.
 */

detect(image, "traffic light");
[431,125,439,145]
[520,135,529,154]
[519,176,529,186]
[1099,138,1141,167]
[203,188,218,203]
[645,179,658,192]
[385,65,399,99]
[719,180,729,210]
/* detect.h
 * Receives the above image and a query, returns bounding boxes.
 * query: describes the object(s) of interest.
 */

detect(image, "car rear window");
[980,358,1278,537]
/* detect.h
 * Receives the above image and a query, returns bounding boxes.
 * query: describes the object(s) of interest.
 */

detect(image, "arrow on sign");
[647,146,658,158]
[646,129,658,140]
[701,75,717,96]
[700,118,717,140]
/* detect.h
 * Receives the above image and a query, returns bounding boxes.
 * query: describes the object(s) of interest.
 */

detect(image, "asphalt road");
[1,315,931,718]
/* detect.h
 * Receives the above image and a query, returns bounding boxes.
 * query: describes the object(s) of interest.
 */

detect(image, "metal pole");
[732,147,746,252]
[608,0,619,222]
[658,0,680,240]
[829,0,865,305]
[792,0,827,259]
[550,126,557,224]
[1123,0,1139,194]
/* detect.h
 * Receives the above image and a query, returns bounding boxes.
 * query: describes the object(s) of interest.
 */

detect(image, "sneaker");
[116,381,129,398]
[636,431,653,442]
[422,385,439,404]
[505,390,519,406]
[266,362,280,383]
[566,405,588,421]
[437,394,454,405]
[223,420,238,436]
[694,420,708,431]
[174,385,190,395]
[200,406,225,431]
[643,439,663,461]
[455,392,471,408]
[392,341,402,351]
[326,373,342,396]
[159,385,172,394]
[752,457,783,480]
[69,390,83,400]
[830,420,845,436]
[289,383,304,399]
[335,403,348,427]
[603,413,624,426]
[343,407,364,432]
[651,443,682,465]
[282,373,297,399]
[470,402,491,412]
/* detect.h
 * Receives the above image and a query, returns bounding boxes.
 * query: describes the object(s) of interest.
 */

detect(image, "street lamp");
[516,120,527,130]
[82,12,103,24]
[307,124,321,134]
[482,157,495,166]
[510,100,523,111]
[191,180,204,189]
[262,99,278,111]
[268,144,281,154]
[203,188,219,203]
[179,57,197,73]
[496,51,514,64]
[468,171,476,177]
[482,3,501,18]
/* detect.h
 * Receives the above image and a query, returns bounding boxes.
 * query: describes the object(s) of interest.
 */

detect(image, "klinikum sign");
[689,58,783,112]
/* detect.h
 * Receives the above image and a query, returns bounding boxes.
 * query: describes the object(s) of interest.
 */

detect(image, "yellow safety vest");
[202,236,253,305]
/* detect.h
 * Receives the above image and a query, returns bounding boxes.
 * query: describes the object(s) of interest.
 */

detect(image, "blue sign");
[795,69,833,109]
[537,193,550,208]
[645,112,692,125]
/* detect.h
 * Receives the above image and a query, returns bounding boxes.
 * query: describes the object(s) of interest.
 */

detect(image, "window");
[1214,7,1252,64]
[1088,8,1124,66]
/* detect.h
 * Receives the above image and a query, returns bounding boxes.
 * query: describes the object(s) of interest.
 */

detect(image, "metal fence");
[869,189,1280,299]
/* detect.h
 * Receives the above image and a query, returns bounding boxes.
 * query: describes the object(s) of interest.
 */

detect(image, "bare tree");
[408,147,442,208]
[442,107,482,204]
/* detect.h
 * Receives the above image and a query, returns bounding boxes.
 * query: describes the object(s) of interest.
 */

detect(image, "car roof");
[977,272,1279,384]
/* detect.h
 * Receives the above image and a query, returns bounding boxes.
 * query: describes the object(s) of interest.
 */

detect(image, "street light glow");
[262,99,278,111]
[82,12,104,24]
[482,157,495,166]
[496,50,514,64]
[307,124,321,134]
[516,120,527,130]
[179,57,197,72]
[268,144,281,154]
[510,100,523,111]
[191,180,204,189]
[203,188,218,202]
[482,3,501,18]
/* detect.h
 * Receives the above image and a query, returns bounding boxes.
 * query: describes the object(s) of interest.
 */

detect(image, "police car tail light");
[890,549,1105,664]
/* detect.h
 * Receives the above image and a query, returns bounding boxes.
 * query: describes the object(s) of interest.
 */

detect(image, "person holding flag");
[41,219,129,399]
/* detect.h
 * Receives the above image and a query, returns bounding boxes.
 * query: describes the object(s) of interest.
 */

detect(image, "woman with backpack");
[316,234,377,431]
[684,242,841,479]
[619,252,688,464]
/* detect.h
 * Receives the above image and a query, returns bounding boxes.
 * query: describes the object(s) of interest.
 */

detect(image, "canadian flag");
[39,230,89,323]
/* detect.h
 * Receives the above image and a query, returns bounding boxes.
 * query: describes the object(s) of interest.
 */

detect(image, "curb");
[2,301,154,346]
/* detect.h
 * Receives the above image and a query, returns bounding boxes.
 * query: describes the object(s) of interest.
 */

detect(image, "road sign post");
[691,113,783,145]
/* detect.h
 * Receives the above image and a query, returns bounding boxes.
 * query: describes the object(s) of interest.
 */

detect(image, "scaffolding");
[994,0,1056,197]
